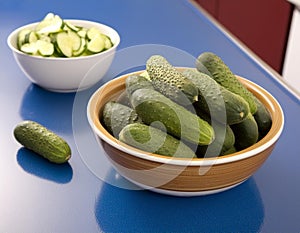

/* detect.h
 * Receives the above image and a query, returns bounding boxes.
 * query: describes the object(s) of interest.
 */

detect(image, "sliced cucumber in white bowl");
[17,12,114,58]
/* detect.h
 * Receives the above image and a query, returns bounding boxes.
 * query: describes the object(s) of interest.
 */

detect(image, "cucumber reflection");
[95,170,264,233]
[16,147,73,184]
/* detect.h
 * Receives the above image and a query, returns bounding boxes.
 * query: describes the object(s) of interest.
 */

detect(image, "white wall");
[283,5,300,90]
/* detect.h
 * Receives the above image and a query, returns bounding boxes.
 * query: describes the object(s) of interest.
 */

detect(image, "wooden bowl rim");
[87,69,284,166]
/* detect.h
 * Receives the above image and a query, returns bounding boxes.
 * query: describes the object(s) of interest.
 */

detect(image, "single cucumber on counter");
[253,97,272,140]
[13,120,71,164]
[182,68,250,125]
[196,52,257,114]
[231,113,259,150]
[119,123,196,158]
[146,55,198,106]
[130,88,215,146]
[101,101,142,138]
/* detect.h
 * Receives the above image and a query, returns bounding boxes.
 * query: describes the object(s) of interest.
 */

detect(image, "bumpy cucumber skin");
[125,75,154,97]
[130,88,214,146]
[183,69,250,125]
[13,121,71,164]
[146,55,198,105]
[253,97,272,140]
[102,101,142,138]
[231,113,259,150]
[196,52,257,114]
[119,123,196,158]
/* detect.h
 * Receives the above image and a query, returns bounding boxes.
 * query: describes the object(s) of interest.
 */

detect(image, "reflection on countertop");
[16,147,73,184]
[95,168,264,233]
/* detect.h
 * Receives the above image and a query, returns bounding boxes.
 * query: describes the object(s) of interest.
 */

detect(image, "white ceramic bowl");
[7,19,120,92]
[87,70,284,196]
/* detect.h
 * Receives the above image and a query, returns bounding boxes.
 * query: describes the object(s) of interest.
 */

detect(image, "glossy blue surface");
[1,1,300,232]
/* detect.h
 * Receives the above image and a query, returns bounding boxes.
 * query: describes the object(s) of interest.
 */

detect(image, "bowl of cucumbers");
[7,13,120,92]
[87,53,284,196]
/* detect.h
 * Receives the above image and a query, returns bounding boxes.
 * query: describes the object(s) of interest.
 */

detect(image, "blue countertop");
[1,1,300,232]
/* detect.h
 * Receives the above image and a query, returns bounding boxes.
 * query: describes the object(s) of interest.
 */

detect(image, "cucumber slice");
[38,34,52,43]
[43,12,55,21]
[36,40,54,56]
[17,29,31,49]
[36,13,63,35]
[20,40,54,56]
[56,31,81,57]
[73,38,86,56]
[102,34,113,50]
[77,29,87,38]
[20,43,38,55]
[87,28,113,49]
[24,31,38,44]
[87,27,101,40]
[68,30,81,51]
[87,34,104,53]
[55,32,72,57]
[64,21,81,32]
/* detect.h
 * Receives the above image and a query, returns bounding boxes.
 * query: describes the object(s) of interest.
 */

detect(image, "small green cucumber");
[139,71,151,80]
[196,52,257,114]
[13,120,71,164]
[115,91,131,107]
[146,55,198,105]
[196,124,235,157]
[125,74,154,97]
[115,74,154,107]
[119,123,196,158]
[231,113,259,150]
[222,146,237,155]
[253,97,272,140]
[101,101,142,138]
[130,88,214,146]
[194,112,235,157]
[193,61,212,77]
[183,68,250,125]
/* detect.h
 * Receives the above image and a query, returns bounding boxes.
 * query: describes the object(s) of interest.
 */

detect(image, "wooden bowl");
[87,70,284,196]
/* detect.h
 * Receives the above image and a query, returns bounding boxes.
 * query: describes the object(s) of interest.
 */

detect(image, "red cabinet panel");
[194,0,218,18]
[195,0,293,73]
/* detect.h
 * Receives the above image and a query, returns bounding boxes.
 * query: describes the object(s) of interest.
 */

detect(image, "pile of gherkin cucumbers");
[101,52,272,158]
